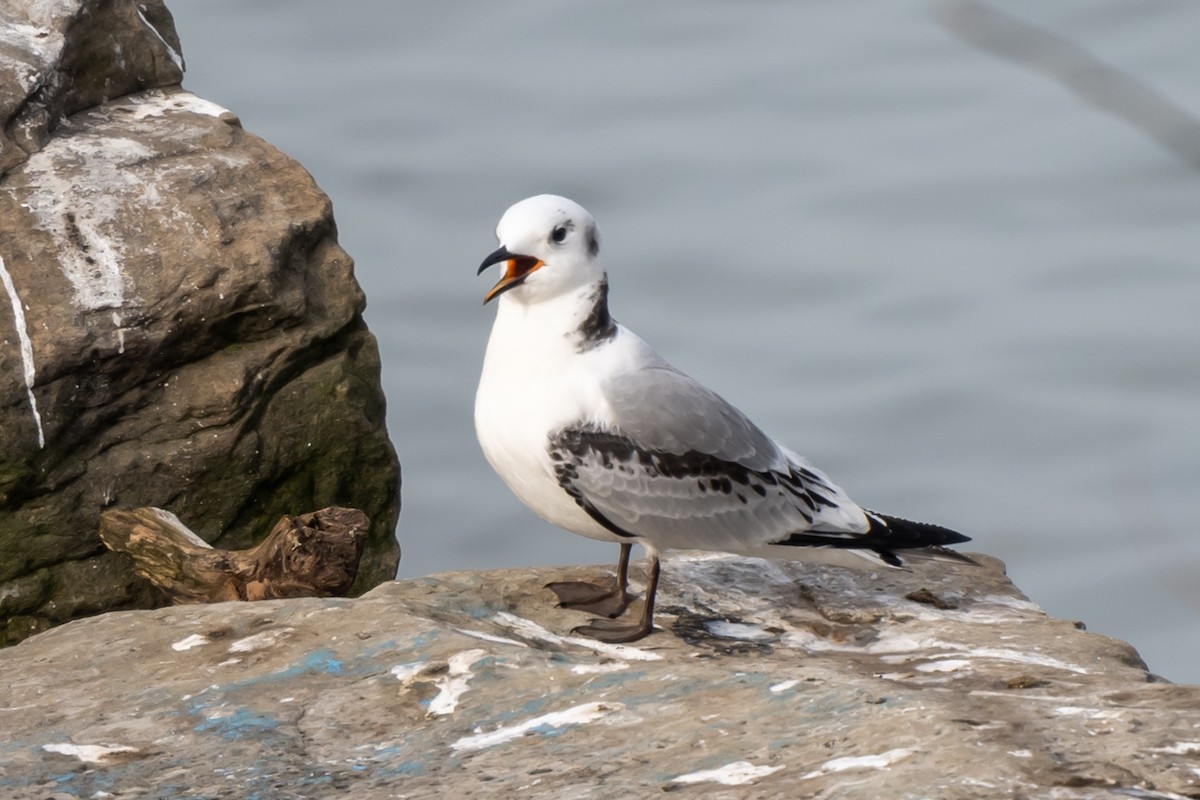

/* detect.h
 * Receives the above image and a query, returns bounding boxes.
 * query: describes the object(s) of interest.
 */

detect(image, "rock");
[0,1,400,644]
[2,552,1196,798]
[0,0,184,175]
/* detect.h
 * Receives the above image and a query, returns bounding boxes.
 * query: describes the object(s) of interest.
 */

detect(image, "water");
[169,0,1200,683]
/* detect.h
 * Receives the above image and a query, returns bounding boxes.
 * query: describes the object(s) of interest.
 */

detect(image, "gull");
[474,194,974,643]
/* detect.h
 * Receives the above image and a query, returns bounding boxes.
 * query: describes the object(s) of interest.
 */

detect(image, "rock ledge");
[2,552,1197,798]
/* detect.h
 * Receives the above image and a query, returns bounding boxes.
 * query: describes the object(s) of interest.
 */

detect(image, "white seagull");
[475,194,974,643]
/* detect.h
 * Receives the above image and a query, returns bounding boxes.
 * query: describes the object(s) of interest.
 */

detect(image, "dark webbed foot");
[545,542,634,618]
[570,616,656,644]
[568,552,661,645]
[546,580,630,618]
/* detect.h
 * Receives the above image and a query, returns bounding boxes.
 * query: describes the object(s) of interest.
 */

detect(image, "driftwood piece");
[99,506,370,604]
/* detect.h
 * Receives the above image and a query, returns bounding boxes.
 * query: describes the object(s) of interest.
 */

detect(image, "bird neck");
[493,276,617,354]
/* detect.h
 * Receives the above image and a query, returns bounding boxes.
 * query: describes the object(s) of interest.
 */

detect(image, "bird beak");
[478,246,543,304]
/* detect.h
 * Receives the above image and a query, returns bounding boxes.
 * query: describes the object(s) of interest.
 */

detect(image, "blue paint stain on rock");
[194,707,280,740]
[297,649,344,675]
[407,629,442,651]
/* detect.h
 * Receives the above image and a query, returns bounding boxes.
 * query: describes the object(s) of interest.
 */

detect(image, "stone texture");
[0,0,400,644]
[0,0,184,175]
[2,552,1197,799]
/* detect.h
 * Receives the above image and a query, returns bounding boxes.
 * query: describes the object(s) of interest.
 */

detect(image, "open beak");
[478,246,543,304]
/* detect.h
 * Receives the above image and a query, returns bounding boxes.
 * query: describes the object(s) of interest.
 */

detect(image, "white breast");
[474,292,629,543]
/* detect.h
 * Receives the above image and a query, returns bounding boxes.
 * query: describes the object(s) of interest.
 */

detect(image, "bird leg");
[545,542,631,618]
[569,553,660,644]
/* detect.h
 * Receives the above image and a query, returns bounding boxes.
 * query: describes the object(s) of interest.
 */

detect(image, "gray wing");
[548,364,874,554]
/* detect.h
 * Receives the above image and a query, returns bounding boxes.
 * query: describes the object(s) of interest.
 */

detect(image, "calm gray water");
[171,1,1200,683]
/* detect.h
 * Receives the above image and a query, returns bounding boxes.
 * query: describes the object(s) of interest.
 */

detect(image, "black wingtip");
[866,511,971,549]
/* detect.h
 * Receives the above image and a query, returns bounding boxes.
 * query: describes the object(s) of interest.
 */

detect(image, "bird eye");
[551,226,568,244]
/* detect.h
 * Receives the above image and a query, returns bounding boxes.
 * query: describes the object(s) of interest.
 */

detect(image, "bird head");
[478,194,603,304]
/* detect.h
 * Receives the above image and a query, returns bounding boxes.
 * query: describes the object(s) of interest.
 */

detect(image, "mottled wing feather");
[549,366,876,553]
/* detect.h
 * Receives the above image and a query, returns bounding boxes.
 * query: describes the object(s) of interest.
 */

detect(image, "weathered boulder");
[2,552,1196,798]
[0,0,400,644]
[0,0,184,174]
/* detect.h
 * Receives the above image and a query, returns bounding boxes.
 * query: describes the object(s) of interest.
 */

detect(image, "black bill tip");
[478,245,512,275]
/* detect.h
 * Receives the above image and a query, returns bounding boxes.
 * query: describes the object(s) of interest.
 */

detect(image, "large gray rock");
[2,552,1196,798]
[0,0,400,644]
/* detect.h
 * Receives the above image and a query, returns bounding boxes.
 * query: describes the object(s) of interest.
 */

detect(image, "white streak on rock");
[672,761,783,786]
[493,612,662,662]
[915,658,972,673]
[135,8,182,71]
[390,661,429,682]
[455,628,528,648]
[112,311,126,353]
[0,22,62,93]
[228,628,294,653]
[704,620,774,642]
[427,649,488,718]
[964,647,1087,675]
[571,662,629,675]
[787,626,1088,674]
[451,702,621,752]
[977,689,1067,699]
[20,137,154,311]
[1149,742,1200,755]
[128,88,233,120]
[171,634,209,652]
[42,743,139,763]
[1053,706,1123,720]
[974,594,1045,615]
[801,747,915,779]
[0,255,44,447]
[769,679,800,693]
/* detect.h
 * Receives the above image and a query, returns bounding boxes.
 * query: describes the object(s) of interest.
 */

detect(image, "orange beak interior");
[484,255,543,304]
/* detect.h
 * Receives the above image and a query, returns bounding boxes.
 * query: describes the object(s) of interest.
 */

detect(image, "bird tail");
[864,511,978,566]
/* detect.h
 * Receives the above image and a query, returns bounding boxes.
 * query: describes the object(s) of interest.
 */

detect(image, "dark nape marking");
[575,277,618,351]
[586,225,600,257]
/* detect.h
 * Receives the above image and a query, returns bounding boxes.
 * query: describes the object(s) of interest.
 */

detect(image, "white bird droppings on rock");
[228,628,295,653]
[455,628,529,648]
[170,633,209,652]
[493,611,663,662]
[672,760,784,786]
[571,662,630,675]
[703,620,775,642]
[426,649,488,718]
[801,748,915,779]
[42,743,139,764]
[451,702,623,752]
[0,254,43,447]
